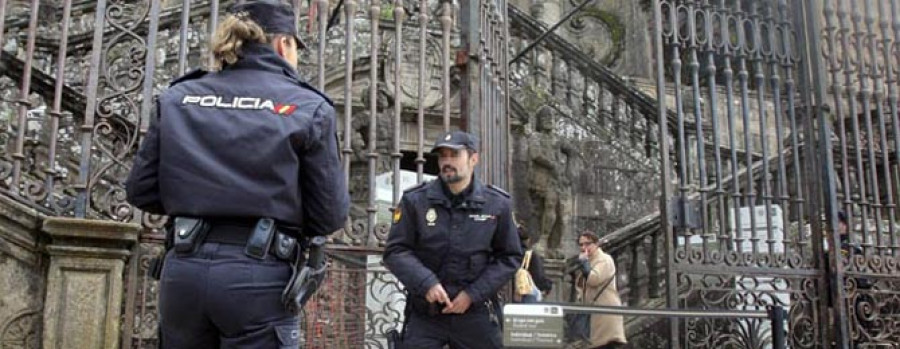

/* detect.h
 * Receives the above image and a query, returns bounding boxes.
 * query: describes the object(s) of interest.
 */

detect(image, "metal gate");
[653,0,900,347]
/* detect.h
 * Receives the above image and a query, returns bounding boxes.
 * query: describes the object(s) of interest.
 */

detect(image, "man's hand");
[425,283,452,306]
[442,290,473,314]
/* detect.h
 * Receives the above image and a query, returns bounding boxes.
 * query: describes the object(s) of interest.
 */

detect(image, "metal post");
[652,0,678,347]
[794,0,849,346]
[768,306,786,349]
[459,0,481,156]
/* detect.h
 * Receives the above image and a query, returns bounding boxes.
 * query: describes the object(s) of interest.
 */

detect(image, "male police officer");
[125,1,349,348]
[383,131,522,348]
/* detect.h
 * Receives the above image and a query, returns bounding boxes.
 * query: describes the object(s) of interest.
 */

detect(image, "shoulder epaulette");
[296,79,334,106]
[403,181,430,193]
[487,184,510,198]
[169,68,207,87]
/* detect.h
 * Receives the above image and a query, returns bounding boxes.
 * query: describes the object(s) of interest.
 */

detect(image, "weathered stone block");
[40,217,139,349]
[0,196,44,349]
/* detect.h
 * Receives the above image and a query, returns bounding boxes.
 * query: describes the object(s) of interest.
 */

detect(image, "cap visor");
[431,144,467,153]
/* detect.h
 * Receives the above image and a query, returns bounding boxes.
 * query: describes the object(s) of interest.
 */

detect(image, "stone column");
[40,217,139,349]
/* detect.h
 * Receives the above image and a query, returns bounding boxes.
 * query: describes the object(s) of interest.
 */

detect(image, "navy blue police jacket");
[383,178,523,305]
[125,42,349,237]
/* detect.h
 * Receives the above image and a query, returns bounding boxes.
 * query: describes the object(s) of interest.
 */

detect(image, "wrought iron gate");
[654,0,900,347]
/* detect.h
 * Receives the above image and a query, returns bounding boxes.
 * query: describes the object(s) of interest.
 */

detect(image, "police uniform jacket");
[126,42,349,236]
[383,178,522,306]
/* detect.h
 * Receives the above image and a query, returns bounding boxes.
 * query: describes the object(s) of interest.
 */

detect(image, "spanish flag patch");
[392,208,402,224]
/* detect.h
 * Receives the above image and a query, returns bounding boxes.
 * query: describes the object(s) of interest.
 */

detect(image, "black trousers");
[400,305,503,349]
[158,241,299,348]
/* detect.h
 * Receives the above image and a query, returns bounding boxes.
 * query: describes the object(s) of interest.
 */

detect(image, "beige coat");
[575,248,626,347]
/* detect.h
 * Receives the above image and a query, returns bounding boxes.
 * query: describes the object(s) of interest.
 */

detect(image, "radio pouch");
[245,217,277,260]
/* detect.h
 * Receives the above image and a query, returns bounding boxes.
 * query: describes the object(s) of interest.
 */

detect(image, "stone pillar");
[40,217,139,349]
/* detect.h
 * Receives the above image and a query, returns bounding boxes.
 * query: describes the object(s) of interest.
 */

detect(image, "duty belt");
[148,216,328,315]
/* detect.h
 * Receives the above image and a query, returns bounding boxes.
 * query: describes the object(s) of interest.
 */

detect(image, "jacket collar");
[224,42,301,81]
[426,176,487,210]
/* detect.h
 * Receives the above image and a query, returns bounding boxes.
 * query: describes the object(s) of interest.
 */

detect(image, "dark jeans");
[593,343,624,349]
[400,305,503,349]
[158,242,299,348]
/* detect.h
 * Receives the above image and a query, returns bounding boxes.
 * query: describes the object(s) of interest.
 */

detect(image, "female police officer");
[126,1,349,347]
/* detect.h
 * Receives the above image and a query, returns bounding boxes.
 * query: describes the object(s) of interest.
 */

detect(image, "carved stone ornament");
[382,35,446,109]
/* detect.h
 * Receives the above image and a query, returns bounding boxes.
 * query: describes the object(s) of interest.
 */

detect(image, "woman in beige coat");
[575,231,627,349]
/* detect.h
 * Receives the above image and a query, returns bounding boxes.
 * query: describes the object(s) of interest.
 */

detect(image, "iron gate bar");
[781,0,807,265]
[706,0,728,259]
[441,0,452,132]
[651,0,678,346]
[883,0,900,257]
[207,0,219,68]
[366,0,380,247]
[0,0,6,55]
[178,0,191,76]
[315,0,327,90]
[391,0,404,207]
[10,0,40,199]
[860,0,886,255]
[796,0,847,346]
[74,0,107,218]
[341,0,355,190]
[416,0,427,183]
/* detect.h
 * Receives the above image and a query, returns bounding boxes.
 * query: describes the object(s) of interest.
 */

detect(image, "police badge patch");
[426,208,437,226]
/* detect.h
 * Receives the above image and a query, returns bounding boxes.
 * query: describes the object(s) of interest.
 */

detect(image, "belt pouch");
[173,217,210,255]
[245,218,276,260]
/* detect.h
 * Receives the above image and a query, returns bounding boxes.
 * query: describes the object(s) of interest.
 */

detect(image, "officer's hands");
[426,283,452,306]
[442,291,472,314]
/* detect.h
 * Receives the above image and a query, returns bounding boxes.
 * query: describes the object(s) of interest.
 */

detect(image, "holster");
[282,235,328,314]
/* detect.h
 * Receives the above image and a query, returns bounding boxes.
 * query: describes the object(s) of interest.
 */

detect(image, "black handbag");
[564,270,614,345]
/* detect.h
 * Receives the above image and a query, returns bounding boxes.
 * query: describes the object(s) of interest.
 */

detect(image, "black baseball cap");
[230,0,306,49]
[838,210,848,223]
[431,131,479,153]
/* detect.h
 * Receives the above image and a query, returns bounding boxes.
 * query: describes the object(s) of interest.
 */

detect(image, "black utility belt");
[172,217,299,261]
[155,217,330,315]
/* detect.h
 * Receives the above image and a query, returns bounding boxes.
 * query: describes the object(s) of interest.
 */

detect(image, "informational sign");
[502,304,565,348]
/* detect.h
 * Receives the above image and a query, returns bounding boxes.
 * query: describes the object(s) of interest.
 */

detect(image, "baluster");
[629,242,643,305]
[649,231,661,298]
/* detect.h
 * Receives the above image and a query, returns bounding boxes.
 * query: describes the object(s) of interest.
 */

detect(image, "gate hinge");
[668,195,702,230]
